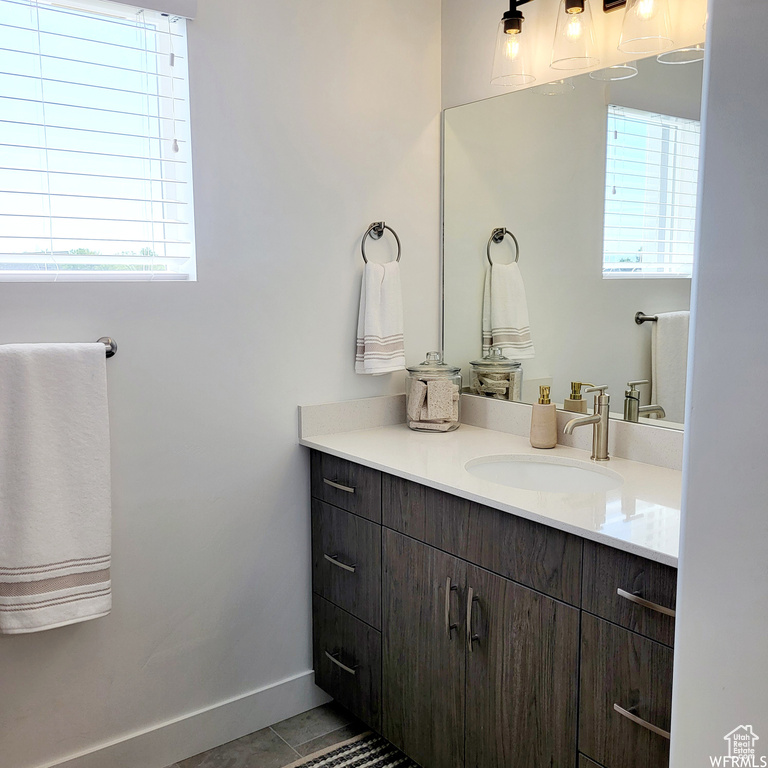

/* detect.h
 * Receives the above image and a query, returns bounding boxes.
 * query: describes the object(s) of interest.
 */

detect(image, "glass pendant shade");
[657,43,705,64]
[618,0,674,54]
[491,21,535,86]
[551,0,599,70]
[589,61,639,81]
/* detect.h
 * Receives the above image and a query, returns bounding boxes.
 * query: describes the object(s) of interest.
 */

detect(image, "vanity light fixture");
[617,0,674,54]
[551,0,600,70]
[491,0,536,86]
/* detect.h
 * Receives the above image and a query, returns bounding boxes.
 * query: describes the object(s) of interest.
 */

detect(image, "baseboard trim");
[35,670,331,768]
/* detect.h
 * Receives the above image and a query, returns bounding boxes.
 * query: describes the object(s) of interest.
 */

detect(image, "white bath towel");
[482,263,535,359]
[0,343,111,634]
[651,311,690,424]
[355,262,406,375]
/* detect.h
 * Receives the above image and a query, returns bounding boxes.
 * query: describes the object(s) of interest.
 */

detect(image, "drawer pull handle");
[617,588,676,618]
[466,587,480,652]
[324,553,357,574]
[323,478,356,494]
[325,650,357,676]
[613,704,670,740]
[445,576,458,639]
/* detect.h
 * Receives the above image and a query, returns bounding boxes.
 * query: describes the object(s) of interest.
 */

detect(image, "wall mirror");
[442,54,703,430]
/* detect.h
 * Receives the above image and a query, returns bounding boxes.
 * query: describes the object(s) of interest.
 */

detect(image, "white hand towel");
[651,311,690,424]
[0,343,111,634]
[481,263,535,359]
[355,261,406,375]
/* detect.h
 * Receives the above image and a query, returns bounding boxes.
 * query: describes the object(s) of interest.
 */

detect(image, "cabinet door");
[464,564,579,768]
[382,529,466,768]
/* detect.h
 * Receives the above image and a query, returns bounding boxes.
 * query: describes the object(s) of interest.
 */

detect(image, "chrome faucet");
[563,385,611,462]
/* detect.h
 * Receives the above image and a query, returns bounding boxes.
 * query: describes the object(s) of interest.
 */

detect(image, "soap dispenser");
[563,382,593,413]
[530,385,557,449]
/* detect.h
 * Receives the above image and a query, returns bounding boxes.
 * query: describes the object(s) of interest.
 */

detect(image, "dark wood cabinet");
[308,450,677,768]
[382,530,466,768]
[312,594,381,730]
[311,499,381,630]
[579,613,673,768]
[464,564,579,768]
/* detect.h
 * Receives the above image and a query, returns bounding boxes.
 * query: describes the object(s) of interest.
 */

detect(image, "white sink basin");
[465,454,623,493]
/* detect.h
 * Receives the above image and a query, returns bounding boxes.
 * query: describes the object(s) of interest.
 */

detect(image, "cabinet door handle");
[324,553,357,573]
[613,704,670,740]
[616,588,676,618]
[325,650,357,676]
[466,587,480,652]
[323,478,356,494]
[445,576,458,639]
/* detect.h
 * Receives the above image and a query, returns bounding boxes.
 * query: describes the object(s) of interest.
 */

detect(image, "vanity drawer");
[312,499,381,629]
[424,487,582,605]
[582,541,677,646]
[312,594,381,731]
[580,756,607,768]
[579,613,673,768]
[311,451,381,523]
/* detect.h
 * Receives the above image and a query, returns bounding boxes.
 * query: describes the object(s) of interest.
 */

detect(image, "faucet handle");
[627,379,649,388]
[585,385,609,394]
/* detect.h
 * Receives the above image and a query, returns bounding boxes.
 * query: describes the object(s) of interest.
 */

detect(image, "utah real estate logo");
[711,726,766,767]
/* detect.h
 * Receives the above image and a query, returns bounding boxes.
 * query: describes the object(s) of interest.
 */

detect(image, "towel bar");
[487,228,520,266]
[635,312,658,325]
[361,222,401,264]
[97,337,117,357]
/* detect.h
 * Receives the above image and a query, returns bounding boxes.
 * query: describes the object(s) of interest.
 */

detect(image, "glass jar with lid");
[469,346,523,401]
[406,351,461,432]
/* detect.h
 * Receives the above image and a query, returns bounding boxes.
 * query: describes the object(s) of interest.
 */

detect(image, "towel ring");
[486,228,520,266]
[361,222,401,264]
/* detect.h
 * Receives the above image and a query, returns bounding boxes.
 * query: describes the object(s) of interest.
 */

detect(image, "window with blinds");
[0,0,195,281]
[603,104,700,279]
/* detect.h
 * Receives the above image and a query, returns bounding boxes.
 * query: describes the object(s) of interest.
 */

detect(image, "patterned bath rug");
[285,731,419,768]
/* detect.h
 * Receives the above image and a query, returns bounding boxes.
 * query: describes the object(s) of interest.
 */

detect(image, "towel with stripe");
[0,343,112,634]
[355,261,406,375]
[482,262,535,359]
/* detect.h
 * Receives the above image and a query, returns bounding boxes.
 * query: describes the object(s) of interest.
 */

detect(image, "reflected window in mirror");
[603,105,700,279]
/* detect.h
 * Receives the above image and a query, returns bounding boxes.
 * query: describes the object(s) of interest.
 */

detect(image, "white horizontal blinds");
[0,0,195,281]
[603,104,700,278]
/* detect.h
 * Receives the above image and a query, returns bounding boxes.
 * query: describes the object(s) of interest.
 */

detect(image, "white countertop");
[300,423,682,567]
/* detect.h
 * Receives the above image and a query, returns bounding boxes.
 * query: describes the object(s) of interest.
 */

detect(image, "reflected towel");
[355,262,406,375]
[482,263,535,359]
[0,343,111,634]
[651,311,690,424]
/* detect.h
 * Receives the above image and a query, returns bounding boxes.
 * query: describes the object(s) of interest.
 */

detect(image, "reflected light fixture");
[618,0,674,54]
[491,0,536,87]
[588,61,639,80]
[657,43,704,64]
[551,0,599,70]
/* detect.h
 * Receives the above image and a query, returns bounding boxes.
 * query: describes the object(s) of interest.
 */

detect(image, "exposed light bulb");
[566,15,584,41]
[636,0,655,21]
[505,37,521,60]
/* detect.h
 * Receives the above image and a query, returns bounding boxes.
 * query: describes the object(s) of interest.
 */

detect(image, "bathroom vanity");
[303,425,679,768]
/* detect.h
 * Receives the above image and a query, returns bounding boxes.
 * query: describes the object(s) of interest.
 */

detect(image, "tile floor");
[165,703,366,768]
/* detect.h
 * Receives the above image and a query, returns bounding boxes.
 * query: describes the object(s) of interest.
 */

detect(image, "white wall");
[0,2,441,767]
[671,0,768,763]
[442,0,708,109]
[443,58,696,407]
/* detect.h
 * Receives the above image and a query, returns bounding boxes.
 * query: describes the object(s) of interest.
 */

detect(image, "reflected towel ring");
[486,228,520,266]
[361,222,401,264]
